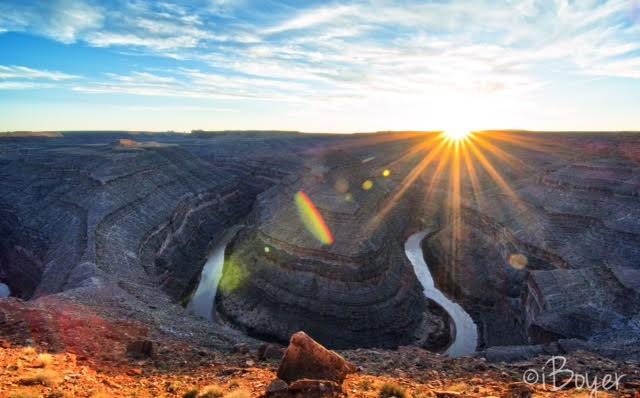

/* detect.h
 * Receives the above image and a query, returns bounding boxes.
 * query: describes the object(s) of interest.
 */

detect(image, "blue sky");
[0,0,639,132]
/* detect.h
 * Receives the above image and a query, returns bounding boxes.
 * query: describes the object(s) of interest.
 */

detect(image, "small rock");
[103,379,121,389]
[218,367,241,376]
[277,331,356,384]
[501,382,532,398]
[435,391,461,398]
[245,359,255,367]
[233,343,250,354]
[126,340,155,359]
[266,378,288,394]
[288,379,341,397]
[127,368,143,376]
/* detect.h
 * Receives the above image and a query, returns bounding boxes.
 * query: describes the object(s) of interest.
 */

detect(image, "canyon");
[1,130,640,363]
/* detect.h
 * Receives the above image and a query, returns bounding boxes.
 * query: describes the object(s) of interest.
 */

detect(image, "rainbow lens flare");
[294,191,335,246]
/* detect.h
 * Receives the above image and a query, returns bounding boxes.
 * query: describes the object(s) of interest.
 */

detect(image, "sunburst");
[444,129,472,142]
[366,130,533,251]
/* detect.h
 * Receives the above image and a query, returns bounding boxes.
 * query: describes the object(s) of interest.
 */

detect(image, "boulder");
[277,331,356,384]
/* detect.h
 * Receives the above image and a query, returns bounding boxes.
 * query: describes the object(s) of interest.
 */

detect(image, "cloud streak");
[0,65,80,90]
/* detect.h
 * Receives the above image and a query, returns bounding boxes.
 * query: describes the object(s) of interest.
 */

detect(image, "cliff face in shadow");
[0,132,345,347]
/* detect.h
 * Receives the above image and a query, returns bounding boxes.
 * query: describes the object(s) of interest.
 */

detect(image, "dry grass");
[379,382,407,398]
[8,390,40,398]
[445,381,469,392]
[198,385,224,398]
[18,369,62,386]
[357,378,374,391]
[22,346,37,356]
[223,390,250,398]
[32,353,54,368]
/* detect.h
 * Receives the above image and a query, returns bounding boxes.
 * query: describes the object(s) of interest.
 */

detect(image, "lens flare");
[294,191,335,246]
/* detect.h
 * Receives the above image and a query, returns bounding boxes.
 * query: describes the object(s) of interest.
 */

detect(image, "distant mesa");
[114,138,171,149]
[0,131,63,138]
[117,138,140,148]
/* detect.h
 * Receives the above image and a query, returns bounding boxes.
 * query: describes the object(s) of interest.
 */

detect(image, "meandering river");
[189,227,477,356]
[405,231,478,357]
[187,225,243,321]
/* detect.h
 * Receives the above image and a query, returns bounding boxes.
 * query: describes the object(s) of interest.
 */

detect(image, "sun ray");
[465,138,526,212]
[461,141,485,211]
[475,131,551,154]
[449,140,462,259]
[469,134,530,171]
[386,133,443,169]
[425,139,453,199]
[366,137,449,233]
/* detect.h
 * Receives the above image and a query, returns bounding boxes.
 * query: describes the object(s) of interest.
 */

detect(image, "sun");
[444,129,472,141]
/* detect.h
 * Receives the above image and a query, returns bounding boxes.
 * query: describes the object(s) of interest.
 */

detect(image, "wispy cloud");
[0,0,104,44]
[0,81,54,90]
[72,69,311,102]
[262,5,359,35]
[0,65,80,90]
[0,65,80,81]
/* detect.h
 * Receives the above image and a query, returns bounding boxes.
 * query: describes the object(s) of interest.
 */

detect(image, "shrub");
[379,382,406,398]
[182,390,198,398]
[357,378,374,391]
[224,390,250,398]
[198,385,224,398]
[19,370,61,386]
[33,353,54,368]
[22,346,37,356]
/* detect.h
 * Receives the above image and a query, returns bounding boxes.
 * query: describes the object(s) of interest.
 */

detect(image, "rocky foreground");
[1,298,639,398]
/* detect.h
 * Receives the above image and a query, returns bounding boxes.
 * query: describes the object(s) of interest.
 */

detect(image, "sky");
[0,0,639,133]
